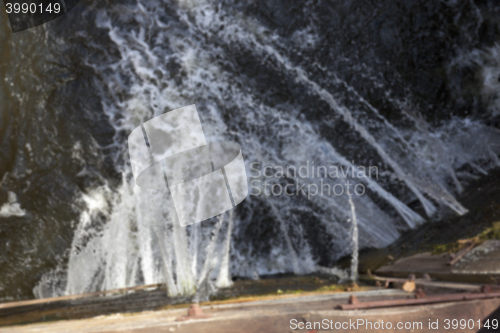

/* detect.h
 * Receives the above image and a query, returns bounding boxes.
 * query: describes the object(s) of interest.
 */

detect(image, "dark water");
[0,0,500,301]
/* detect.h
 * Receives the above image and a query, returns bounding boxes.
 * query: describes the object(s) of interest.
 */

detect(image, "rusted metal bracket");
[414,288,426,299]
[176,304,211,321]
[348,295,359,304]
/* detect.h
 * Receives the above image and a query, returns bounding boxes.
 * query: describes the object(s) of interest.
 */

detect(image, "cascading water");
[348,192,358,282]
[1,0,500,301]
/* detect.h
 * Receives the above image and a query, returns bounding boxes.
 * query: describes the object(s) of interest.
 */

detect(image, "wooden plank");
[361,274,484,291]
[0,283,165,310]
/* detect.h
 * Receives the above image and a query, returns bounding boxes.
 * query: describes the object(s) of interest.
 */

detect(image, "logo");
[128,105,248,227]
[4,0,79,33]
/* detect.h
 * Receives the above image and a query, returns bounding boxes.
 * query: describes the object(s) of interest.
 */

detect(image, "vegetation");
[432,222,500,255]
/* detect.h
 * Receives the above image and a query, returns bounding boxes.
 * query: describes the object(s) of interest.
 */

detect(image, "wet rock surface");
[454,240,500,275]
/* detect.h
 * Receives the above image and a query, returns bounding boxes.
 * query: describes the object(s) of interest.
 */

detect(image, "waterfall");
[348,192,359,282]
[25,0,500,300]
[216,210,234,288]
[56,180,234,298]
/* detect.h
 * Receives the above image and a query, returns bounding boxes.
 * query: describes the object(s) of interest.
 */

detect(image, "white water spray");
[348,192,358,282]
[33,1,500,298]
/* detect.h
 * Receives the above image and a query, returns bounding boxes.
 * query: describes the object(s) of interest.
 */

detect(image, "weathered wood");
[0,283,165,310]
[449,243,475,266]
[361,274,485,291]
[337,291,500,310]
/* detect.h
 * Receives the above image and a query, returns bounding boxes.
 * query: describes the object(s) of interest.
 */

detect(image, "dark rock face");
[1,0,500,301]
